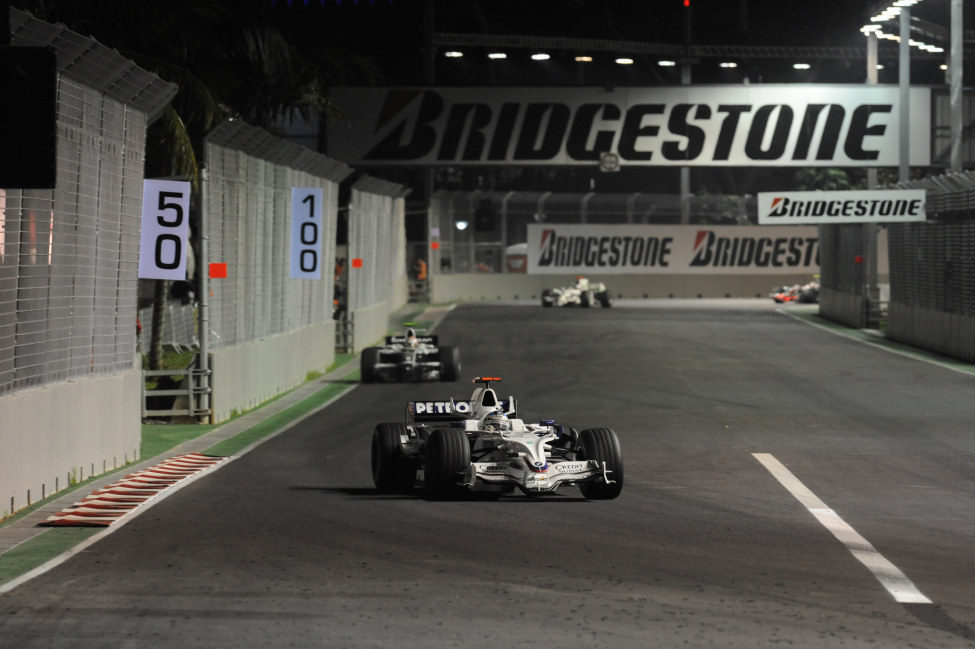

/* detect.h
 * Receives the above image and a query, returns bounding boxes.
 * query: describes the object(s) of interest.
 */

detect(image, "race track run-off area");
[2,301,975,649]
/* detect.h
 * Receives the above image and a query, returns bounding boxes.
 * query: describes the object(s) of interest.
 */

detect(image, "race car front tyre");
[361,347,381,383]
[577,428,624,499]
[597,290,612,308]
[371,423,414,491]
[580,291,592,308]
[438,345,461,382]
[424,429,471,498]
[541,289,555,307]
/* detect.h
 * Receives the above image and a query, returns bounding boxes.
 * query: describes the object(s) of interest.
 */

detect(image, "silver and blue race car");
[370,377,623,499]
[360,325,461,383]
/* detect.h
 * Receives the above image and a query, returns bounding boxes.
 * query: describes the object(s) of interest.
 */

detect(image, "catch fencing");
[1,8,176,517]
[1,10,175,395]
[885,171,975,361]
[205,121,352,349]
[344,176,410,351]
[430,190,753,274]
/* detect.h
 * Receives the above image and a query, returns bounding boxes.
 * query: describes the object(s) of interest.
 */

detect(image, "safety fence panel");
[0,8,175,396]
[347,177,409,312]
[430,190,752,274]
[885,170,975,318]
[204,122,352,350]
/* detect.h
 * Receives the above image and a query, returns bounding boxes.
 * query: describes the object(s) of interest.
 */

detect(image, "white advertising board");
[526,224,819,275]
[327,85,930,167]
[290,188,324,279]
[757,189,926,224]
[138,179,191,280]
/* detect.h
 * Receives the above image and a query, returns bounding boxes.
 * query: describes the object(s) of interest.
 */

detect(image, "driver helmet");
[406,328,419,348]
[483,409,510,431]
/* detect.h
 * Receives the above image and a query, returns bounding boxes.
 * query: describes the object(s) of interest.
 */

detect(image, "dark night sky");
[268,0,962,86]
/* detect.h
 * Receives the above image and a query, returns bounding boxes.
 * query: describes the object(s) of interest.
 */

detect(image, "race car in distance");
[360,325,460,383]
[770,279,820,304]
[370,377,623,499]
[542,276,611,308]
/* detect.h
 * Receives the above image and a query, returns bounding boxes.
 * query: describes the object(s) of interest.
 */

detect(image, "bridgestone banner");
[327,85,930,167]
[526,224,819,275]
[757,189,926,224]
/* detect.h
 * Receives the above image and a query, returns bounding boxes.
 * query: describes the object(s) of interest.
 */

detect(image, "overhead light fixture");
[487,52,507,60]
[658,60,677,67]
[793,63,811,70]
[940,63,949,70]
[444,51,463,58]
[876,64,885,70]
[719,61,737,68]
[531,53,550,61]
[574,55,593,62]
[615,57,634,65]
[455,221,469,231]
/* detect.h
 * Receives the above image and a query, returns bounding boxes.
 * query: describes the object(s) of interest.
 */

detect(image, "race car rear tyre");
[371,423,414,491]
[577,428,623,500]
[424,429,471,498]
[361,347,381,383]
[438,345,461,382]
[597,290,612,308]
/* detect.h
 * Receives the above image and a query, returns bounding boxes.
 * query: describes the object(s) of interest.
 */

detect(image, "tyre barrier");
[39,454,228,527]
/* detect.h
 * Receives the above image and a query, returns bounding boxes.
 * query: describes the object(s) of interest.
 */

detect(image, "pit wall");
[428,273,813,303]
[1,369,142,519]
[886,304,975,363]
[210,321,335,422]
[351,276,409,353]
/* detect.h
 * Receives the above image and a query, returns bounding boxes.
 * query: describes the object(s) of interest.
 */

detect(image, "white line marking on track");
[753,452,931,605]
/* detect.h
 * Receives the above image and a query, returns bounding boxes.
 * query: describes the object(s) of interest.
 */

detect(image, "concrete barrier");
[210,321,335,422]
[0,369,142,518]
[819,286,866,329]
[429,273,814,303]
[887,303,975,363]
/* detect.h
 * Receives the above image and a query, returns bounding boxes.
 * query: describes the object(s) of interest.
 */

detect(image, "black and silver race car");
[360,326,461,383]
[370,377,623,499]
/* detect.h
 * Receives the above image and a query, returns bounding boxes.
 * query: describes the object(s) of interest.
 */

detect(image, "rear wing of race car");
[386,334,439,346]
[407,399,471,425]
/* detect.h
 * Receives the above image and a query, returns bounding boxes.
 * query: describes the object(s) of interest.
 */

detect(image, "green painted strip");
[204,373,359,457]
[0,528,99,583]
[141,424,220,460]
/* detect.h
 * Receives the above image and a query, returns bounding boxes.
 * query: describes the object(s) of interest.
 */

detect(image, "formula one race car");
[360,325,460,383]
[370,377,623,499]
[542,276,611,308]
[770,279,820,304]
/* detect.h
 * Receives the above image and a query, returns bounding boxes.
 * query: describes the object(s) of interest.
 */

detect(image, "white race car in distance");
[360,325,460,383]
[542,276,611,308]
[370,377,623,499]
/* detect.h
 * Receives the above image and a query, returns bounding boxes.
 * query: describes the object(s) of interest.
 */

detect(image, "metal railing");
[141,367,212,419]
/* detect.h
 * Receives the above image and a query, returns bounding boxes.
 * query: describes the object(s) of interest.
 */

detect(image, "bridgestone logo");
[690,231,819,268]
[537,229,673,268]
[767,197,922,219]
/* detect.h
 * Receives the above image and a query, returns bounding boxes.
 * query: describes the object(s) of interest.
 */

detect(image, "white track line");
[753,452,931,604]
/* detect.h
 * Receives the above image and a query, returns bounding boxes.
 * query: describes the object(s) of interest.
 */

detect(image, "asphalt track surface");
[2,301,975,648]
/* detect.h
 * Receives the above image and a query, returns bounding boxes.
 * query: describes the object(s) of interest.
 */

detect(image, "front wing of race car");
[458,459,614,494]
